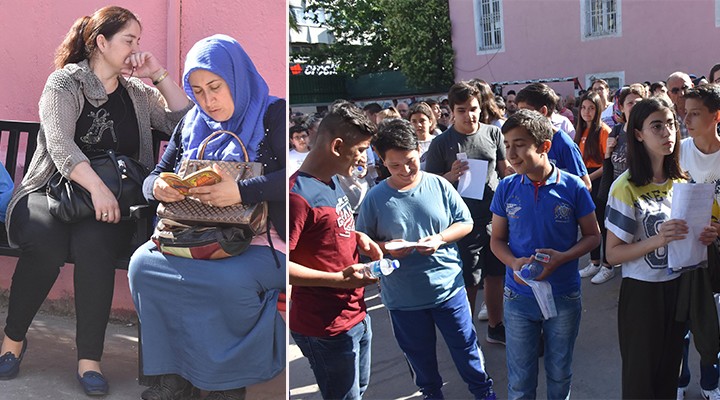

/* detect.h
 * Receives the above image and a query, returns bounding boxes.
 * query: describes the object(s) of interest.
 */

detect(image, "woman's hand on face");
[121,52,163,80]
[90,183,121,224]
[187,164,241,207]
[153,177,185,203]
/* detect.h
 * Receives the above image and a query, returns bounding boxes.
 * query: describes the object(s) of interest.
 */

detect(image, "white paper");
[668,182,714,271]
[515,271,557,319]
[457,159,489,201]
[385,240,446,251]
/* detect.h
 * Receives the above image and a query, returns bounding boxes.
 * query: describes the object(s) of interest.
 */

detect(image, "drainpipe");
[166,0,182,83]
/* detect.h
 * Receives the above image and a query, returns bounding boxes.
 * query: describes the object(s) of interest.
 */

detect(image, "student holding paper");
[676,84,720,400]
[356,118,497,400]
[605,97,718,399]
[489,109,599,400]
[425,81,511,345]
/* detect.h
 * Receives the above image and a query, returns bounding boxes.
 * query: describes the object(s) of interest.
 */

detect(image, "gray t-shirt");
[424,124,505,216]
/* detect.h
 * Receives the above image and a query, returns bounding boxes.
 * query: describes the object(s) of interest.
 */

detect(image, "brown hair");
[574,91,605,165]
[616,83,648,123]
[54,6,140,69]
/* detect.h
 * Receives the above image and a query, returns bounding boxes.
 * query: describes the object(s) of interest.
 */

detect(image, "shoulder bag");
[46,149,148,223]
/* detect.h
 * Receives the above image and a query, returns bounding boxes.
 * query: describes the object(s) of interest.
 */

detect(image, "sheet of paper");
[457,159,489,201]
[515,271,557,319]
[668,182,714,271]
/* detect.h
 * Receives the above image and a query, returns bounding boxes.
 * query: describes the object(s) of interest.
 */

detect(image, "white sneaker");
[477,302,488,321]
[591,266,615,284]
[579,262,601,278]
[702,387,720,400]
[677,386,686,400]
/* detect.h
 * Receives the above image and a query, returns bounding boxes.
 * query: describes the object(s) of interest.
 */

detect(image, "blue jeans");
[504,286,582,400]
[291,314,372,400]
[679,329,720,390]
[389,288,493,399]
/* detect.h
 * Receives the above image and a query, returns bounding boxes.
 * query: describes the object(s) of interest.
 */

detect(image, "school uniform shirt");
[490,165,595,297]
[355,172,472,310]
[289,172,366,336]
[605,171,683,282]
[548,129,589,179]
[680,137,720,220]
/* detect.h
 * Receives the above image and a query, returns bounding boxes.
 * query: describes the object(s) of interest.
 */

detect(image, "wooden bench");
[0,119,167,385]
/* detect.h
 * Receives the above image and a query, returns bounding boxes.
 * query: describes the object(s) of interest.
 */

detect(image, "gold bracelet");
[152,70,169,85]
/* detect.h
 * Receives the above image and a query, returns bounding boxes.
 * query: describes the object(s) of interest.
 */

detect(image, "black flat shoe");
[205,388,246,400]
[77,370,109,396]
[141,374,193,400]
[0,338,27,380]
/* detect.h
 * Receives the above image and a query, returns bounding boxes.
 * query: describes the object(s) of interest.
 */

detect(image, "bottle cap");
[390,259,400,269]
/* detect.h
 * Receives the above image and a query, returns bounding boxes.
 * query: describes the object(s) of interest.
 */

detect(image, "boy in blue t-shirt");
[356,119,496,400]
[489,109,600,399]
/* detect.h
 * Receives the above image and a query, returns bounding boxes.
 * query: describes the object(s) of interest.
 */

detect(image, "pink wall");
[0,0,286,122]
[450,0,720,92]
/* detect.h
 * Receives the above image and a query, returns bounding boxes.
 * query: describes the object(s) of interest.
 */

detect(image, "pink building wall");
[450,0,720,93]
[0,1,286,313]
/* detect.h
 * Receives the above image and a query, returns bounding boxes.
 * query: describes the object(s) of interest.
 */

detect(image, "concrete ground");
[289,254,707,400]
[0,310,285,400]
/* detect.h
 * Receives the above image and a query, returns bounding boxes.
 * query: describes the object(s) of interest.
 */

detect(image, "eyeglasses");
[669,85,690,95]
[643,121,678,135]
[293,134,309,141]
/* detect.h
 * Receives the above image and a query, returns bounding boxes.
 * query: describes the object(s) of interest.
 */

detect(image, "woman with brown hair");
[0,6,190,396]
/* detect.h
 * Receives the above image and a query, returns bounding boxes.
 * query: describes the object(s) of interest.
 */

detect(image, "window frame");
[580,0,622,41]
[585,71,625,94]
[473,0,505,55]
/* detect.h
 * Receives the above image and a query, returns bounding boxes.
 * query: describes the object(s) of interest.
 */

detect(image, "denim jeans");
[291,314,372,400]
[504,286,582,400]
[389,288,494,399]
[678,329,720,390]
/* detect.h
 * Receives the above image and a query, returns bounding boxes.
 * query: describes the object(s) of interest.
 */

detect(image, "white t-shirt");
[680,137,720,219]
[601,103,616,128]
[606,171,681,282]
[288,149,308,175]
[551,113,576,140]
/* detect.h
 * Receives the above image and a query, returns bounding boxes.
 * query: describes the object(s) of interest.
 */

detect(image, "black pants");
[4,191,133,361]
[588,168,608,264]
[618,277,685,399]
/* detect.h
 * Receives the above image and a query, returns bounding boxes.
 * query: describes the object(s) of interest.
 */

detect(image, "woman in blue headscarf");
[127,34,286,400]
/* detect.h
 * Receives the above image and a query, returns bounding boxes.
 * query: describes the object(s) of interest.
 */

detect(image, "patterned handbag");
[156,130,268,235]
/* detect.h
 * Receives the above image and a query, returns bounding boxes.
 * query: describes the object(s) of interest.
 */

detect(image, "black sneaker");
[141,374,192,400]
[205,388,247,400]
[486,322,506,345]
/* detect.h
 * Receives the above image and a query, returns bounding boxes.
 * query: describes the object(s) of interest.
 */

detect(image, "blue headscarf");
[181,34,277,163]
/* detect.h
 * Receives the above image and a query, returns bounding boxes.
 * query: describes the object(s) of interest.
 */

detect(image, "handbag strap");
[197,130,249,162]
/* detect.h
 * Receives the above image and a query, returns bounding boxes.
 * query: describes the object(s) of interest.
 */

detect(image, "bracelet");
[152,70,169,85]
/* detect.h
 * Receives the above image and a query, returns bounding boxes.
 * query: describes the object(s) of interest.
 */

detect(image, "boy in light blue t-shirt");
[356,119,496,400]
[489,109,600,400]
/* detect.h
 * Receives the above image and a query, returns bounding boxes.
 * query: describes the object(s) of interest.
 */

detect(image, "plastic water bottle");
[364,259,399,278]
[351,165,365,178]
[520,262,543,280]
[519,252,551,280]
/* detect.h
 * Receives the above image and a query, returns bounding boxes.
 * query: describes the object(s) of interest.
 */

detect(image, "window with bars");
[585,0,618,37]
[474,0,504,53]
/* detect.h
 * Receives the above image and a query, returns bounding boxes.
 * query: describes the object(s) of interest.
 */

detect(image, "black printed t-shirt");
[75,82,140,158]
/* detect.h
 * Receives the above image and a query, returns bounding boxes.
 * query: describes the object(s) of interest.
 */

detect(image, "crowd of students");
[289,66,720,400]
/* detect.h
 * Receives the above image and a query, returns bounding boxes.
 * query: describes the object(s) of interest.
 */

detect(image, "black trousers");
[589,168,608,264]
[618,277,685,399]
[4,191,133,361]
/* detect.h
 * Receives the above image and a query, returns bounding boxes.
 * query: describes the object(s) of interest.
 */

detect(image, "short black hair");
[502,109,553,146]
[710,64,720,83]
[506,90,516,96]
[373,118,418,159]
[684,84,720,113]
[317,102,376,144]
[515,83,558,115]
[626,97,686,186]
[362,102,382,114]
[290,124,308,139]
